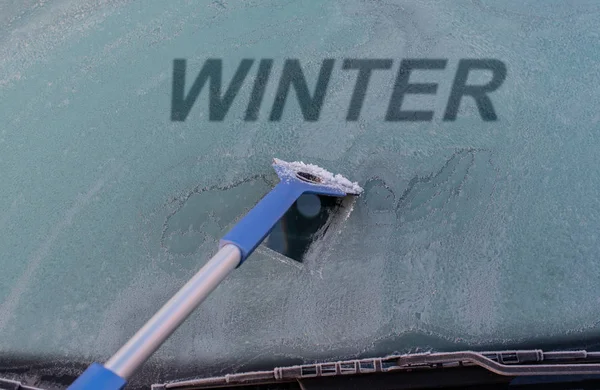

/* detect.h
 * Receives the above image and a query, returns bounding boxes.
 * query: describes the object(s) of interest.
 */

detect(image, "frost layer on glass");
[1,0,600,379]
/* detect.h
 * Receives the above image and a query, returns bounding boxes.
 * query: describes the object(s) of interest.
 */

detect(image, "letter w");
[171,59,253,121]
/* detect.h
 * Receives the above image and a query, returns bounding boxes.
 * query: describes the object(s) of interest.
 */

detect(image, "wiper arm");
[152,349,600,389]
[0,377,44,390]
[401,350,600,376]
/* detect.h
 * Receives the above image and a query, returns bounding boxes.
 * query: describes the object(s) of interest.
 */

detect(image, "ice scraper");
[68,158,362,390]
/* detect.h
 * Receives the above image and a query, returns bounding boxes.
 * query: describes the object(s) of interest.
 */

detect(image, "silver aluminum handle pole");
[104,244,242,380]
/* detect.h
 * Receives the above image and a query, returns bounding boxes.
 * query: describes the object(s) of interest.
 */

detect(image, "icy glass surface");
[1,0,600,382]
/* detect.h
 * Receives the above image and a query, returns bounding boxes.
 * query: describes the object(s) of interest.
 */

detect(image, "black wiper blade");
[152,349,600,389]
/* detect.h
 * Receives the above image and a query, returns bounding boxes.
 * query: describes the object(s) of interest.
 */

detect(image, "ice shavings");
[273,158,364,195]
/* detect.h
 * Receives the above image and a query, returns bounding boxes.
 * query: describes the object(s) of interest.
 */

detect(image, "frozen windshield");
[1,0,600,386]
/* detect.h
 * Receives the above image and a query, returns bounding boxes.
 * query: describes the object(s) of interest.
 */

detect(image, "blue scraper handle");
[220,181,302,263]
[68,159,355,389]
[68,364,126,390]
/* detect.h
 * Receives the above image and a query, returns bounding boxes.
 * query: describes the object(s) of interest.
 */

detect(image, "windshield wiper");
[0,377,44,390]
[151,349,600,389]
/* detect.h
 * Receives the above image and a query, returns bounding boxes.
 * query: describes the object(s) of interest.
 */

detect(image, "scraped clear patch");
[265,194,345,262]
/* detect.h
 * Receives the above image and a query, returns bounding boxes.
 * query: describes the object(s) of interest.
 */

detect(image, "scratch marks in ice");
[357,148,505,339]
[161,174,274,256]
[358,148,498,226]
